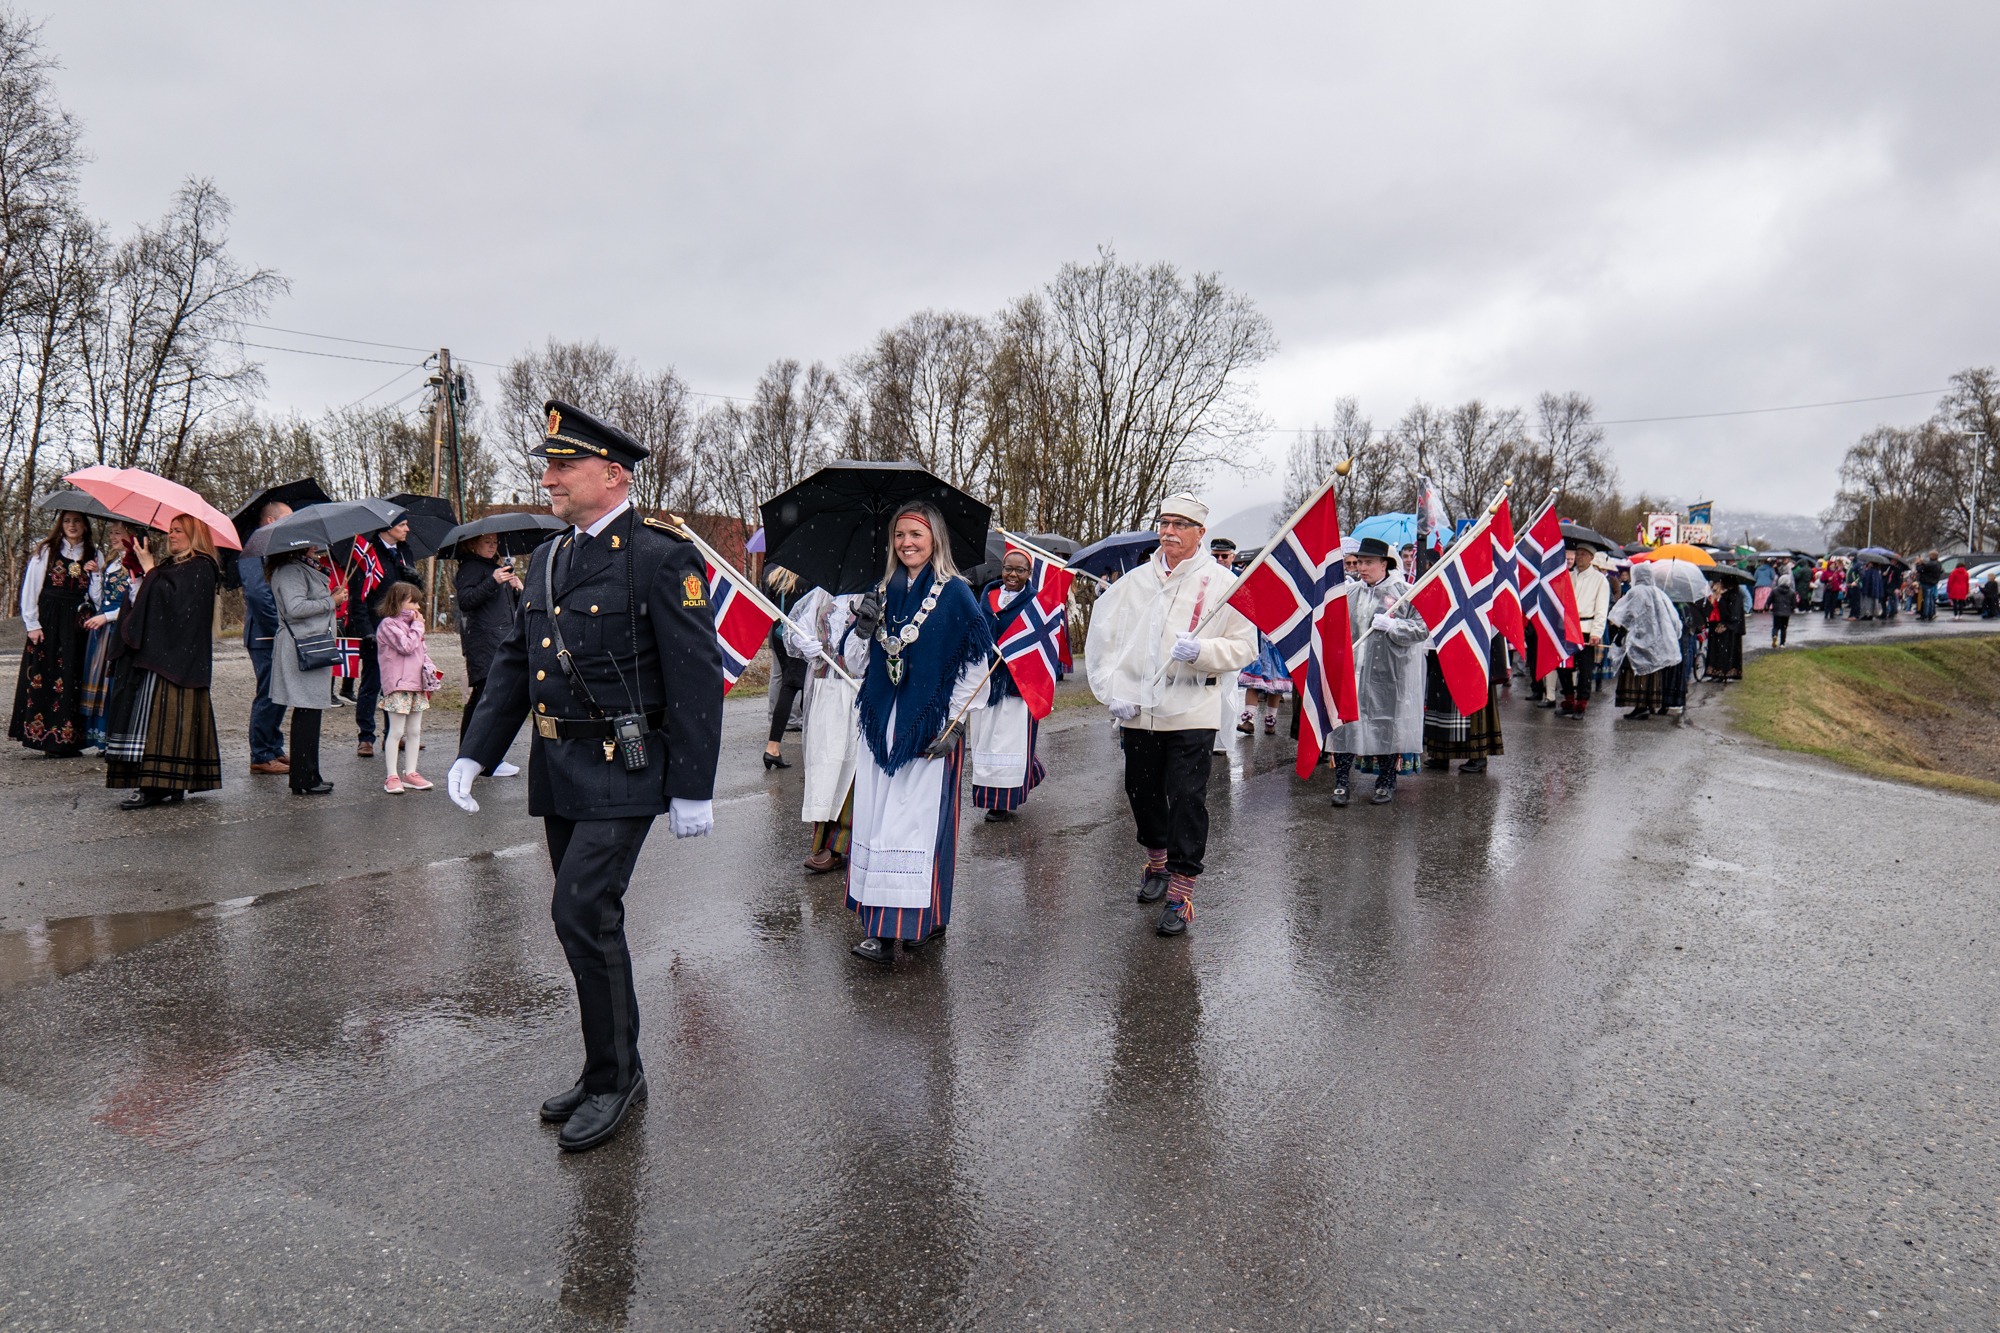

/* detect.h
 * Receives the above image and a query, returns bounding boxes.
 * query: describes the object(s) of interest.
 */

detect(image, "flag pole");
[675,518,861,687]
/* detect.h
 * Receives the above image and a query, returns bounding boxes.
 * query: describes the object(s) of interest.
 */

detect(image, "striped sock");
[1166,872,1196,922]
[1145,847,1167,875]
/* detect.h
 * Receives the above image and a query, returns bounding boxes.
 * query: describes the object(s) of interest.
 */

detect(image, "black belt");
[533,708,666,740]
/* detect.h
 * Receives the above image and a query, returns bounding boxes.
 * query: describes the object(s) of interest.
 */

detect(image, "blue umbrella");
[1349,512,1418,547]
[1069,530,1160,577]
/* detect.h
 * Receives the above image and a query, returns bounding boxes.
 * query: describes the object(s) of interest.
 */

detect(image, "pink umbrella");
[64,465,244,551]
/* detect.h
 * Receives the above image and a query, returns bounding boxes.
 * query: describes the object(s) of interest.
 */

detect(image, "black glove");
[923,720,963,760]
[852,589,885,641]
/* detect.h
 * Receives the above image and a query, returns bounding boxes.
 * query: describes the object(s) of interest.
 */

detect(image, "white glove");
[1108,699,1141,722]
[798,638,826,659]
[668,797,713,838]
[447,757,482,813]
[1171,632,1201,663]
[1371,612,1396,633]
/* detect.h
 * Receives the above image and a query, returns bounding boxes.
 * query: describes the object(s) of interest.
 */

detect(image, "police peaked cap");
[530,399,650,466]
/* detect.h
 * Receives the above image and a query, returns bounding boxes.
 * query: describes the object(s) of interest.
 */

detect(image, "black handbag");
[293,632,343,671]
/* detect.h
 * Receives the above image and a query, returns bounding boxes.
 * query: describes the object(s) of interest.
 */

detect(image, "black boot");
[1137,869,1169,903]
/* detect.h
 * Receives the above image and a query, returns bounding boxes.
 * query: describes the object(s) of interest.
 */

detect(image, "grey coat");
[270,559,338,710]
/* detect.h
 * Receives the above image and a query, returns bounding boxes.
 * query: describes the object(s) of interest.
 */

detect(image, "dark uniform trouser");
[1557,645,1597,705]
[1121,728,1214,877]
[545,813,654,1094]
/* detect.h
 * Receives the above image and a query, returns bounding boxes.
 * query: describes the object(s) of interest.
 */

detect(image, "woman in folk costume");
[1328,537,1428,807]
[826,502,993,965]
[81,522,145,750]
[1421,631,1505,775]
[104,515,224,807]
[10,510,99,757]
[1702,578,1745,680]
[785,582,864,874]
[970,548,1055,822]
[1608,562,1687,720]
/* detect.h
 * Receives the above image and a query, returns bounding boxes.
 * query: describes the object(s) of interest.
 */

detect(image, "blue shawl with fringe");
[858,569,992,775]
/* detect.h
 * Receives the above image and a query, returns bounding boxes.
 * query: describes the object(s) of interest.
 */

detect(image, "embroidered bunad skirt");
[846,700,965,941]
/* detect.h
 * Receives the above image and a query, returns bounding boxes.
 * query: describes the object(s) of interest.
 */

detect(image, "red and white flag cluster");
[994,540,1075,720]
[1409,494,1586,716]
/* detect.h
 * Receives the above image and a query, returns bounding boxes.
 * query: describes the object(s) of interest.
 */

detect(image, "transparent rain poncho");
[1608,564,1685,675]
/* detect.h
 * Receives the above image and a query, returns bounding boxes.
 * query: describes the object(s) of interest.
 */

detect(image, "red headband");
[895,510,932,532]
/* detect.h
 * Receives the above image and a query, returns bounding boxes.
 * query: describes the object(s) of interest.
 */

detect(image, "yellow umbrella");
[1635,542,1715,566]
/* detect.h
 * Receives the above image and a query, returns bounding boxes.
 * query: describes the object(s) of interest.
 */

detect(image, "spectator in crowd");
[241,500,293,776]
[269,545,344,796]
[372,580,438,794]
[9,510,97,757]
[1915,550,1944,621]
[347,516,418,758]
[762,565,806,770]
[1946,562,1972,618]
[104,515,222,809]
[451,531,522,778]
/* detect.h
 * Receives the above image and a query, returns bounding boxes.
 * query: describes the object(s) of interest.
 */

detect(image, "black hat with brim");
[1354,535,1397,565]
[528,399,649,466]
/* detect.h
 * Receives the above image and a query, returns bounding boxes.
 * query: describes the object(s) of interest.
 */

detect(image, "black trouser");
[545,813,654,1095]
[1771,614,1790,645]
[1557,645,1597,704]
[1120,727,1214,877]
[288,707,323,792]
[354,637,381,742]
[459,679,497,773]
[767,648,806,745]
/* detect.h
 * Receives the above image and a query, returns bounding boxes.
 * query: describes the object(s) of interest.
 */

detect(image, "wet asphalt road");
[1,613,1997,1331]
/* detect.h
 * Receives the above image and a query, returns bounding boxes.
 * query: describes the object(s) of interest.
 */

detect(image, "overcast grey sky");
[42,1,2000,522]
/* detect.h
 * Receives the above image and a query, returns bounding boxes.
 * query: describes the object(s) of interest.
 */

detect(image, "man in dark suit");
[448,399,725,1153]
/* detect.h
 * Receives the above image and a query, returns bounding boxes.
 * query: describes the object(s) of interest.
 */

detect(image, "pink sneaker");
[383,774,403,794]
[401,772,433,791]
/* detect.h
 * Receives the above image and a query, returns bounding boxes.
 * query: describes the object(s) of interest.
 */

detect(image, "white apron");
[969,694,1031,788]
[848,700,952,910]
[800,672,859,822]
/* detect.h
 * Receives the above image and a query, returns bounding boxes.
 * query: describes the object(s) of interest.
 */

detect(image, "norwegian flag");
[1486,497,1527,657]
[703,558,777,694]
[330,637,364,680]
[1225,482,1358,779]
[350,536,386,600]
[1410,516,1500,716]
[1518,499,1584,680]
[994,548,1074,719]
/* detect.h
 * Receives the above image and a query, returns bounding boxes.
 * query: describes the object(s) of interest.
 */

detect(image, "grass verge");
[1728,635,2000,800]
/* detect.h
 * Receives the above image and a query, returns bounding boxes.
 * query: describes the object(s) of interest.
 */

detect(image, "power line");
[243,323,436,355]
[335,361,430,412]
[1262,387,1950,434]
[234,338,417,366]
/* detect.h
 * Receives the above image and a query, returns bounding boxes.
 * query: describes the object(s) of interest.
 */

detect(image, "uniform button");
[554,607,561,615]
[590,604,599,613]
[542,637,551,648]
[537,702,547,713]
[536,670,546,681]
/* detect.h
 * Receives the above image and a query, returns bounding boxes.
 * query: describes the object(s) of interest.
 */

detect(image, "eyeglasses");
[1156,518,1201,531]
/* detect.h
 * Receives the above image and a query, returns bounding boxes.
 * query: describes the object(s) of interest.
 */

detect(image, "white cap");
[1157,492,1208,525]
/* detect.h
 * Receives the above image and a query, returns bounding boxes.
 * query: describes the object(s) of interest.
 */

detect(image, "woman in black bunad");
[104,515,224,809]
[9,511,98,757]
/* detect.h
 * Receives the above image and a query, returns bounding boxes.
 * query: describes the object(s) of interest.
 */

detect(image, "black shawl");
[119,554,218,689]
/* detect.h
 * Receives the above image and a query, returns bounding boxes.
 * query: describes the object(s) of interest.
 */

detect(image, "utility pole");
[424,348,452,626]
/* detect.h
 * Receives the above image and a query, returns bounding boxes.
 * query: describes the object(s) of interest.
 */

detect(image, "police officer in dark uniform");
[448,399,724,1153]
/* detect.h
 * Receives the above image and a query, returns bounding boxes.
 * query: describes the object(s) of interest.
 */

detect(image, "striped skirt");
[1423,687,1504,761]
[104,668,222,792]
[971,713,1044,811]
[847,738,965,942]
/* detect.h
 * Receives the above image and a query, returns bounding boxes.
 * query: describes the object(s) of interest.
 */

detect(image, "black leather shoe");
[762,751,791,770]
[292,781,335,796]
[905,923,946,950]
[120,789,175,810]
[540,1078,588,1123]
[1329,785,1350,808]
[983,808,1012,822]
[1156,904,1188,937]
[1370,784,1394,804]
[851,937,893,965]
[557,1075,647,1153]
[1460,758,1487,774]
[1136,870,1169,903]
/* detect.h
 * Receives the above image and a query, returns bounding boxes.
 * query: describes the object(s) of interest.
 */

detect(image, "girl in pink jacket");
[372,582,440,793]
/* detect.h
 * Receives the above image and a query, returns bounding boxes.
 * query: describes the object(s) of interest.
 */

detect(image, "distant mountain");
[1705,509,1833,552]
[1209,501,1285,548]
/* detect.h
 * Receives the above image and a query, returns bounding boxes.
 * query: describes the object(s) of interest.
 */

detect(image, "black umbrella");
[385,493,460,560]
[231,477,335,546]
[759,460,991,595]
[1070,530,1161,577]
[1704,564,1756,584]
[963,531,1010,591]
[244,497,409,560]
[1559,521,1616,552]
[35,488,134,526]
[1020,532,1079,558]
[436,511,566,559]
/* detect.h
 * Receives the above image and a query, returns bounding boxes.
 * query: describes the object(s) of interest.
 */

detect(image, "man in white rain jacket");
[1086,493,1258,937]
